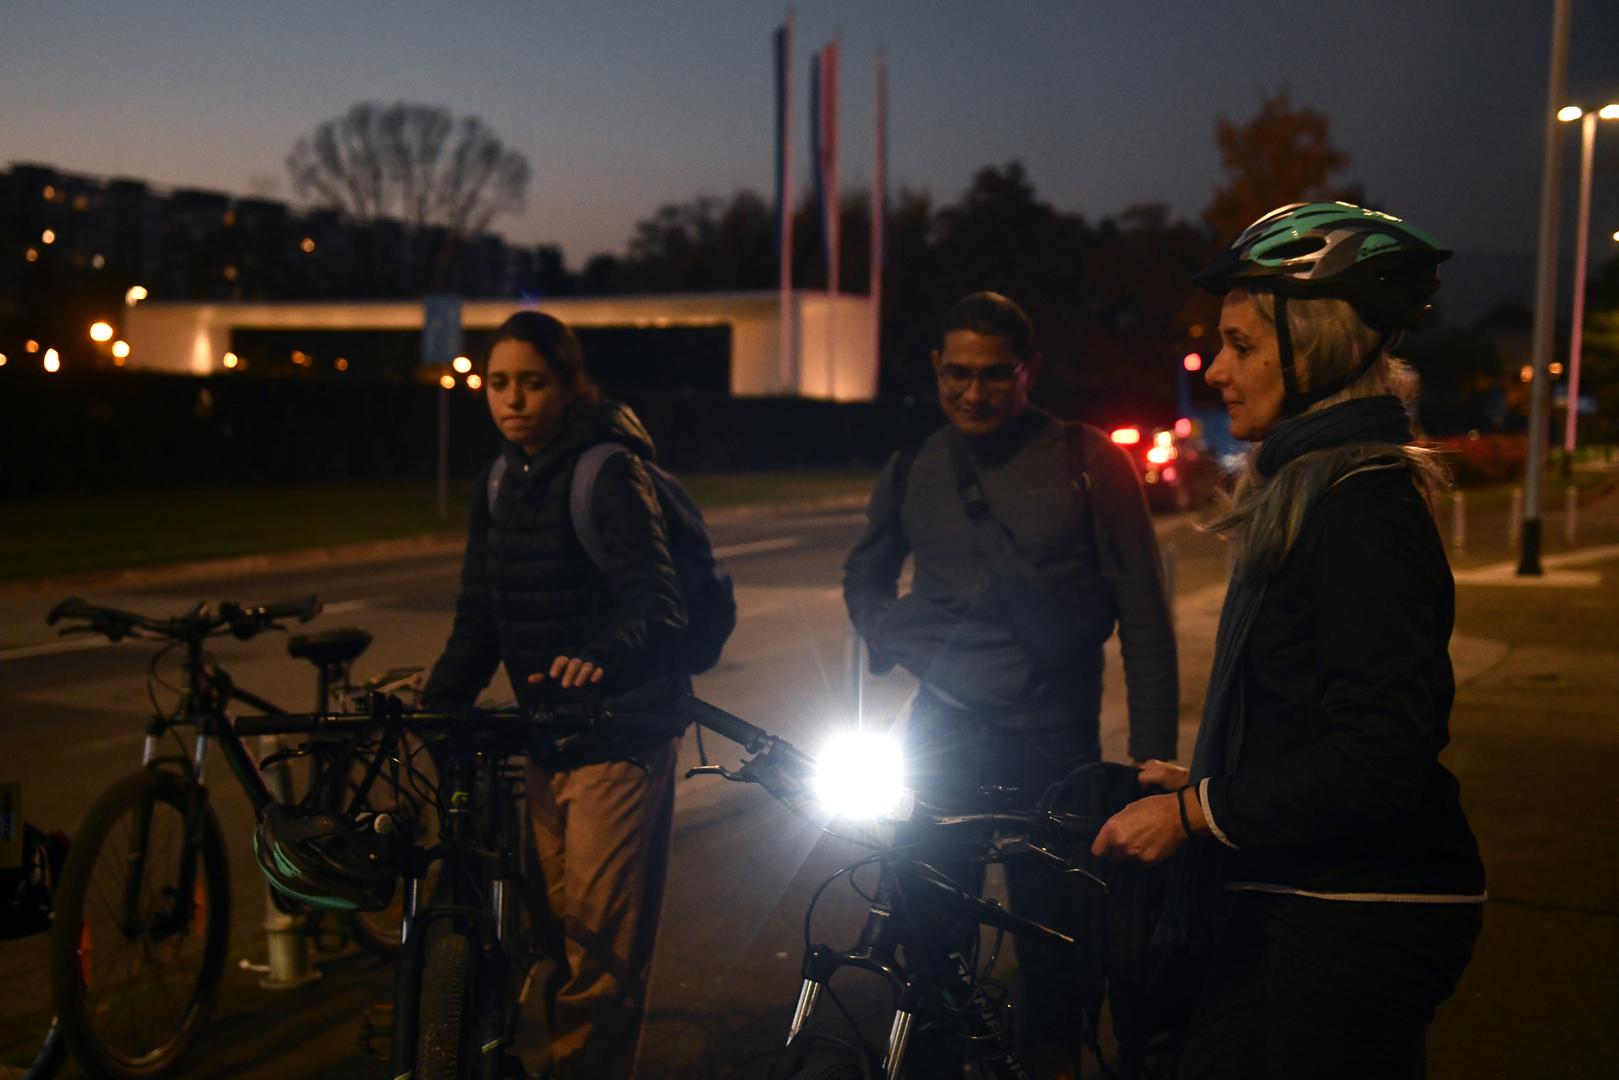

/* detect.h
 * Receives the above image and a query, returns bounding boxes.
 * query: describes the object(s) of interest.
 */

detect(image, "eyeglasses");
[936,362,1024,393]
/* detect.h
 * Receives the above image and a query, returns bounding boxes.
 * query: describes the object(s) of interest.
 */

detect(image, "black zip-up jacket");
[843,408,1178,761]
[1203,464,1485,898]
[423,401,688,723]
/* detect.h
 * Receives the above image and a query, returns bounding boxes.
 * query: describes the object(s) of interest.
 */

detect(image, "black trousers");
[887,690,1104,1079]
[1176,891,1482,1080]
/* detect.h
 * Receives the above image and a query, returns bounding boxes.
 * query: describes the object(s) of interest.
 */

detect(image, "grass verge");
[2,469,878,583]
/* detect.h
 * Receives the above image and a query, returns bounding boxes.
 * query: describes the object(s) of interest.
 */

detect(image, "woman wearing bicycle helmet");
[423,310,688,1079]
[1092,202,1485,1077]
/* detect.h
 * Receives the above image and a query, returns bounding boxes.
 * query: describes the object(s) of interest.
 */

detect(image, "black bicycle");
[39,596,421,1079]
[677,697,1121,1080]
[239,691,671,1080]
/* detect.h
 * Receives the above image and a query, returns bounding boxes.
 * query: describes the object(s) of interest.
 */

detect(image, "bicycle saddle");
[287,627,373,667]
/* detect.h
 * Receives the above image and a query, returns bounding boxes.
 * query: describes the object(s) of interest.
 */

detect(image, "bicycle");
[677,696,1121,1080]
[39,596,422,1079]
[0,815,70,1080]
[240,691,672,1080]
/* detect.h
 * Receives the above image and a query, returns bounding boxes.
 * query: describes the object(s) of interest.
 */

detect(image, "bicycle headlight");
[811,730,912,822]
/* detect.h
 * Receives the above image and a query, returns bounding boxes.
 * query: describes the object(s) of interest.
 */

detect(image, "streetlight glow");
[335,357,349,372]
[1558,105,1584,122]
[438,374,456,390]
[111,340,130,359]
[1601,104,1619,120]
[43,349,60,372]
[41,229,55,245]
[452,355,472,374]
[24,340,39,353]
[0,353,7,367]
[466,373,483,390]
[125,285,148,305]
[300,237,316,253]
[222,352,239,369]
[89,321,113,342]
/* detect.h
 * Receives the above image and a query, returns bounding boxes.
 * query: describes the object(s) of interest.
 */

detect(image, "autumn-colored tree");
[1204,87,1353,244]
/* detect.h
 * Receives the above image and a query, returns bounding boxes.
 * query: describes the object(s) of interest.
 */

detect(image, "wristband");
[1175,785,1194,837]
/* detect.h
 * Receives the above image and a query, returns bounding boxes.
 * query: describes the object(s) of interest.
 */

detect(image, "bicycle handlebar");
[47,594,321,643]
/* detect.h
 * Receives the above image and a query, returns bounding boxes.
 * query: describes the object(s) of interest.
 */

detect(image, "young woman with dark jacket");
[1092,203,1485,1078]
[422,310,687,1079]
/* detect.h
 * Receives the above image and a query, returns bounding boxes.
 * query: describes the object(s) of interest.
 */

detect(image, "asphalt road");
[4,477,1617,1078]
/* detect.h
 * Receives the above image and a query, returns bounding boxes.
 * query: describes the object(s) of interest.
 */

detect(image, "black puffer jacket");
[423,401,688,722]
[1203,464,1485,898]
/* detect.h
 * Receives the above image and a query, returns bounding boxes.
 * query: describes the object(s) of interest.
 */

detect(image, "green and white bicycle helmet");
[1195,201,1451,413]
[253,802,401,912]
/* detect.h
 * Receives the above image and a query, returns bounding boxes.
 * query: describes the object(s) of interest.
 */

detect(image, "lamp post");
[1518,0,1572,577]
[1559,103,1619,475]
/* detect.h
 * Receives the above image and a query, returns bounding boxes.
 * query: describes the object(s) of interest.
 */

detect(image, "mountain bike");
[239,691,673,1080]
[39,596,421,1079]
[677,697,1118,1080]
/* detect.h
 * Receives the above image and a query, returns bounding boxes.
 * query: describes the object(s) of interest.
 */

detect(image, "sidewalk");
[1423,469,1619,1077]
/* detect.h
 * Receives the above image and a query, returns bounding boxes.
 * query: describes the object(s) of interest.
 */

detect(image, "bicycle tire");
[50,769,230,1080]
[415,919,475,1080]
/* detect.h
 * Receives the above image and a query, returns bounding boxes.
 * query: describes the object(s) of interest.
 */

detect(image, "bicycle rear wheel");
[0,935,65,1080]
[50,769,230,1079]
[415,919,475,1080]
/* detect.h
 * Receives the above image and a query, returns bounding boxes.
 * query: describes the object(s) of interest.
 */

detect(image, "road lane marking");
[713,537,805,559]
[322,594,400,614]
[0,637,111,661]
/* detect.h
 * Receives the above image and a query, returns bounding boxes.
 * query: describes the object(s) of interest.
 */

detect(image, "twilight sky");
[3,1,1618,295]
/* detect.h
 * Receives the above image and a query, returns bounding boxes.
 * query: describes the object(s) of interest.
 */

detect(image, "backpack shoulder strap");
[570,443,631,571]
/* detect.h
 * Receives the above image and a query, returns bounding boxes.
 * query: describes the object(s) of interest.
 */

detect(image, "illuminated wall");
[123,292,877,401]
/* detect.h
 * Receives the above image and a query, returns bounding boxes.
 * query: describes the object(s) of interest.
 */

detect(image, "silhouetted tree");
[1204,87,1353,244]
[286,102,530,289]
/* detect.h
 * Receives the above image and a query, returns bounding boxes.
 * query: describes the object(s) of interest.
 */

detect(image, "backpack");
[488,446,737,675]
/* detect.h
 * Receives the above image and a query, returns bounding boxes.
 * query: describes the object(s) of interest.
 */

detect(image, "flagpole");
[825,34,840,398]
[776,11,795,393]
[869,48,886,402]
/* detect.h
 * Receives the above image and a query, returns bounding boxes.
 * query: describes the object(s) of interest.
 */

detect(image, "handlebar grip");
[255,595,323,623]
[677,696,770,751]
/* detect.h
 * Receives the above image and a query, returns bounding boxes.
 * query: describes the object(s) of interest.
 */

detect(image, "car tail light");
[1111,427,1141,446]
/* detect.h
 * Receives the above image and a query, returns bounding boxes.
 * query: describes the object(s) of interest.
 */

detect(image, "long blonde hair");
[1203,292,1448,574]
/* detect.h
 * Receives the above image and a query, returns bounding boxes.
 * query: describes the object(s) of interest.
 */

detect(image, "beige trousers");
[524,737,678,1079]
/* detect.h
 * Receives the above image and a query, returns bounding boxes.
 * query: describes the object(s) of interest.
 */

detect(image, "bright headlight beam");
[811,730,909,822]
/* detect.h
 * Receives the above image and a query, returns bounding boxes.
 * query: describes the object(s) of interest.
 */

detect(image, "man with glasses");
[843,291,1179,1077]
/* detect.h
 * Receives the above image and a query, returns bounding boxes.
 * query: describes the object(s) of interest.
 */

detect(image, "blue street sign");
[421,295,464,366]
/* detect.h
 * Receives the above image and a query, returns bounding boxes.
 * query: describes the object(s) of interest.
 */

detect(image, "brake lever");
[685,763,746,782]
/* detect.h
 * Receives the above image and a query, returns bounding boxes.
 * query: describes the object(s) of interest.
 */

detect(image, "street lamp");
[1558,102,1619,473]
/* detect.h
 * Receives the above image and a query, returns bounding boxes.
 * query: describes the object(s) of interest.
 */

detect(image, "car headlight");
[811,729,912,822]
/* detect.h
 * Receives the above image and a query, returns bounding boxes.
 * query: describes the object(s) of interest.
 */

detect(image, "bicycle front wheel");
[50,769,231,1079]
[415,919,475,1080]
